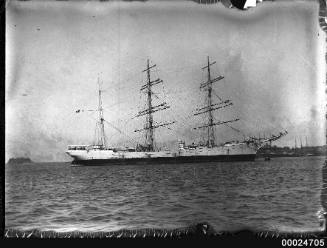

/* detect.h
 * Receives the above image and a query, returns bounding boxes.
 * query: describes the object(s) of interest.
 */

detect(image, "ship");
[66,57,287,165]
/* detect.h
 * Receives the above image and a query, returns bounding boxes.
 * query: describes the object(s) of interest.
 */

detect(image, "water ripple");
[5,156,325,232]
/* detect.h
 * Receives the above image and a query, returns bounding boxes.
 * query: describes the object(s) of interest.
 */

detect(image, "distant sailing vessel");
[66,57,287,165]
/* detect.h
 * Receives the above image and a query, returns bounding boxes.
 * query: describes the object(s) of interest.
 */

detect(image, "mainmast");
[134,59,175,151]
[145,59,154,151]
[206,56,215,147]
[194,56,239,147]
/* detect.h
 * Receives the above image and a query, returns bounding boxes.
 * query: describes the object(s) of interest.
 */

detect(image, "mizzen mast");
[134,59,175,151]
[194,56,239,147]
[97,78,106,148]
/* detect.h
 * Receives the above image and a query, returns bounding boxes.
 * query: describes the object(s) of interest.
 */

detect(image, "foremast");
[134,59,175,152]
[194,56,239,148]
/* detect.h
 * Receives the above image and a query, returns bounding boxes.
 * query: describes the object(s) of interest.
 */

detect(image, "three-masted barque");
[66,57,287,165]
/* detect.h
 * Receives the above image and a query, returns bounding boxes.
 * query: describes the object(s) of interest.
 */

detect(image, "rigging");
[134,59,175,152]
[194,56,239,147]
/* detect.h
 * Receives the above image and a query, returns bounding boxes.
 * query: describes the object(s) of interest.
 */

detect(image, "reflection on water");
[5,156,325,232]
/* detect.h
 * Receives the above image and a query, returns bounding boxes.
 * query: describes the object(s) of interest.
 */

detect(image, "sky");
[6,0,326,162]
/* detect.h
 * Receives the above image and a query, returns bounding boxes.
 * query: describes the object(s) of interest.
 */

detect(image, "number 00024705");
[281,239,325,247]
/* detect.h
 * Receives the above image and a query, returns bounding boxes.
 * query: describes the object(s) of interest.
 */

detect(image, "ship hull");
[71,154,256,166]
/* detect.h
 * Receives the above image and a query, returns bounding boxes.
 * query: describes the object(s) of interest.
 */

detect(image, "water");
[5,156,325,233]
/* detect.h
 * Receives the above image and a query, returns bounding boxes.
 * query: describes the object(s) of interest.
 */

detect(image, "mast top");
[201,56,216,70]
[142,59,156,72]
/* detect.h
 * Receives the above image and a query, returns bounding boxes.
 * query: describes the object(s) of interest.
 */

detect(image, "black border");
[1,0,6,240]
